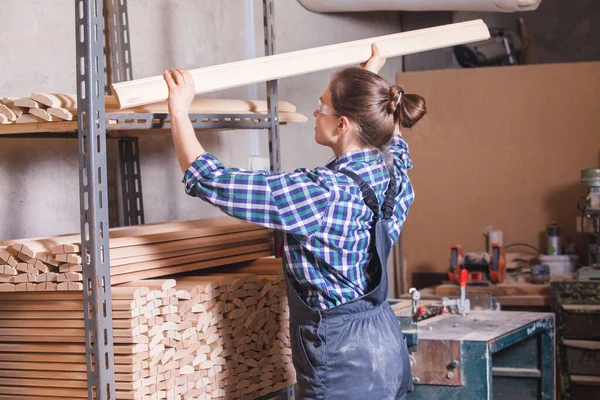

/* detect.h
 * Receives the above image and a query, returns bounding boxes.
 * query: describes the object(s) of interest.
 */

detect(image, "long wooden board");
[110,250,271,284]
[109,229,270,260]
[111,20,489,108]
[0,216,263,250]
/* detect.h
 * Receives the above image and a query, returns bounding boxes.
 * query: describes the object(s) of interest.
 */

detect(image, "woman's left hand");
[163,68,195,116]
[360,43,386,75]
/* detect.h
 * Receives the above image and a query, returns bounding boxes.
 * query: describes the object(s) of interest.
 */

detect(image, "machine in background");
[449,243,506,286]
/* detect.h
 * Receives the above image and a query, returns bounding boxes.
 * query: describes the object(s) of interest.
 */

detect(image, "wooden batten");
[111,20,489,108]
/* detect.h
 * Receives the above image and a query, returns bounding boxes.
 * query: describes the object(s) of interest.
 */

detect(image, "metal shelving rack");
[1,0,291,398]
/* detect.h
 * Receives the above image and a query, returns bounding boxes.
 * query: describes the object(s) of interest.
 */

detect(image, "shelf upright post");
[263,0,284,256]
[105,0,145,226]
[263,1,293,398]
[75,0,116,399]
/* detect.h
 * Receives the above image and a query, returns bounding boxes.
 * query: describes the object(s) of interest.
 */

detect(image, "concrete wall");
[0,0,404,240]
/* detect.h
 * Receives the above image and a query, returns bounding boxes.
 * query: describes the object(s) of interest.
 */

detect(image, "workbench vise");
[449,243,506,286]
[441,269,470,316]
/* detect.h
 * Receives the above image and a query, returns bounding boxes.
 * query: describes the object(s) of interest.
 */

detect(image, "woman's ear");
[338,116,352,134]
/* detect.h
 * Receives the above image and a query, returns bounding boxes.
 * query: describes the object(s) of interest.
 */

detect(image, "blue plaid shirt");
[184,134,414,309]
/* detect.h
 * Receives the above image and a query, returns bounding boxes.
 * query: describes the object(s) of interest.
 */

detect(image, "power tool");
[448,243,506,286]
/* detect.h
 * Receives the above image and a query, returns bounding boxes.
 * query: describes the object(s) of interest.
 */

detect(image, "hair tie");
[395,91,403,108]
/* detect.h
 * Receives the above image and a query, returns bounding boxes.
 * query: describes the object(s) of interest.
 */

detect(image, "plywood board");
[398,62,600,283]
[111,20,490,108]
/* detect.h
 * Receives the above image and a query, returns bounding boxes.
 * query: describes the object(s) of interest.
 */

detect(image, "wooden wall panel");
[397,62,600,284]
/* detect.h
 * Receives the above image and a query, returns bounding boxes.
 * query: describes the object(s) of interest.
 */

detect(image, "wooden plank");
[109,229,270,260]
[47,107,77,121]
[0,369,135,382]
[0,386,89,398]
[29,108,62,122]
[0,343,139,355]
[0,352,137,365]
[0,120,78,134]
[31,93,78,108]
[110,235,270,266]
[0,216,263,250]
[0,104,17,122]
[0,396,87,400]
[0,97,26,118]
[111,20,489,108]
[15,113,45,124]
[110,251,271,285]
[0,286,143,301]
[110,241,271,276]
[0,361,86,372]
[570,375,600,385]
[0,301,84,311]
[563,339,600,350]
[13,98,42,109]
[0,310,135,319]
[435,283,550,297]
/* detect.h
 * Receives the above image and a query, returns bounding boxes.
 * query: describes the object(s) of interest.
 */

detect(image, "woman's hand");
[360,43,386,75]
[163,68,195,116]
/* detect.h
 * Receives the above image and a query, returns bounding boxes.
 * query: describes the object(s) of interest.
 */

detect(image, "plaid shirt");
[184,134,414,309]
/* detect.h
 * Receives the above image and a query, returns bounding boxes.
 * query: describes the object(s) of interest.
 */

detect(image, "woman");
[164,44,426,400]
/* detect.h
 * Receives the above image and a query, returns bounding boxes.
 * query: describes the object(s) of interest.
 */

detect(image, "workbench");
[391,301,554,400]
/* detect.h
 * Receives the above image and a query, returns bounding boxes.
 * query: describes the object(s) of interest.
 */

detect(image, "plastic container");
[539,255,578,276]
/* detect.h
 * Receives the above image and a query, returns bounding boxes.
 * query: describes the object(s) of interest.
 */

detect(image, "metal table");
[403,310,554,400]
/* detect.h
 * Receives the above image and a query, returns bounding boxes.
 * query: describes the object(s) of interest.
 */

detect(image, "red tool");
[448,243,506,286]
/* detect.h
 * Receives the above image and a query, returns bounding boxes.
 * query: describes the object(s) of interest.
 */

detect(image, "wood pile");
[0,217,273,291]
[0,94,307,125]
[0,257,293,400]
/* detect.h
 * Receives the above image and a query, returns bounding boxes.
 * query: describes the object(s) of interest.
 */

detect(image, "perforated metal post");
[263,0,284,258]
[118,137,145,226]
[263,0,280,172]
[104,0,144,226]
[76,1,116,399]
[105,0,133,85]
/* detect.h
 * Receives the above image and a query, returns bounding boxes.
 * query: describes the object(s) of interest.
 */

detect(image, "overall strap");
[340,169,397,221]
[340,170,380,220]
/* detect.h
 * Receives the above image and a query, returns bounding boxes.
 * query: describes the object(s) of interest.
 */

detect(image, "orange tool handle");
[460,269,468,287]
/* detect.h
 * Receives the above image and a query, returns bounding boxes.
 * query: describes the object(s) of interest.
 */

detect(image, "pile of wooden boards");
[0,216,273,291]
[0,258,294,400]
[0,94,307,125]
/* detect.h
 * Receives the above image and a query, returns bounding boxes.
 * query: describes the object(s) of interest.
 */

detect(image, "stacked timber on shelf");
[0,258,293,400]
[0,216,273,291]
[0,94,307,129]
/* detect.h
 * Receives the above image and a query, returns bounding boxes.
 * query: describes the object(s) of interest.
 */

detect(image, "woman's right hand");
[163,68,195,117]
[360,43,386,75]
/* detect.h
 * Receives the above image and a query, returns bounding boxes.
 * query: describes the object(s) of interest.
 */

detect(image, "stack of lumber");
[0,285,152,400]
[0,216,273,291]
[0,258,294,400]
[0,94,307,125]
